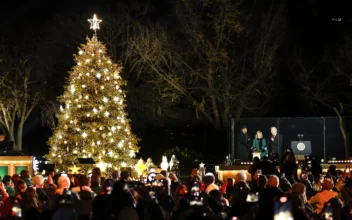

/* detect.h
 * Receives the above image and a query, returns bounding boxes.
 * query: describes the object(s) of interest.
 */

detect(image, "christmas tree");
[46,15,139,172]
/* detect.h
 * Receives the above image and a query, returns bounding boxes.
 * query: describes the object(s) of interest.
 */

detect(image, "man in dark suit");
[236,125,252,162]
[268,126,283,159]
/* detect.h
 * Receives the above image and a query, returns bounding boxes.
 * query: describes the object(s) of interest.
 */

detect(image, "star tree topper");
[88,14,102,31]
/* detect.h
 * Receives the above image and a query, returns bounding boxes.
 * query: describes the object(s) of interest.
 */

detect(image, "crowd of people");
[0,153,352,220]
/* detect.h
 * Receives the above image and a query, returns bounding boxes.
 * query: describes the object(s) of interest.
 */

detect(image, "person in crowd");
[169,172,180,194]
[320,197,343,220]
[92,167,104,185]
[327,165,338,182]
[20,170,32,186]
[71,175,94,194]
[21,187,40,214]
[229,176,250,218]
[310,158,323,179]
[252,130,268,157]
[109,180,139,220]
[204,172,219,194]
[45,168,55,187]
[268,126,283,159]
[56,175,71,195]
[102,179,114,195]
[280,148,297,182]
[248,157,261,178]
[260,156,279,176]
[90,174,102,195]
[0,181,9,201]
[249,171,259,193]
[111,170,119,181]
[291,194,313,220]
[16,180,27,200]
[237,125,252,162]
[11,174,21,188]
[2,175,16,197]
[279,176,292,195]
[257,175,268,193]
[292,182,314,214]
[91,194,109,220]
[339,176,352,207]
[32,175,48,208]
[226,178,235,199]
[209,189,229,216]
[174,184,188,209]
[257,175,284,219]
[72,175,95,219]
[309,178,338,214]
[119,170,130,182]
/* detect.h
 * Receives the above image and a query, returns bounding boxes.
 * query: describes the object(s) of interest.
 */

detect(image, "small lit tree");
[46,15,139,171]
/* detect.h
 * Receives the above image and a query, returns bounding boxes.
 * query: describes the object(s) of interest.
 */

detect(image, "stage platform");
[215,164,349,182]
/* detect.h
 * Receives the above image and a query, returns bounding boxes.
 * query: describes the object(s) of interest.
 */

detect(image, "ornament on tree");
[45,14,139,172]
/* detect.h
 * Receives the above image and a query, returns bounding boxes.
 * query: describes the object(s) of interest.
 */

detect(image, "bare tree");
[0,53,40,150]
[127,0,285,129]
[291,38,352,158]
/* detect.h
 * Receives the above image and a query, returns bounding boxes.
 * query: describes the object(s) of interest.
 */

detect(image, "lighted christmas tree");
[46,15,139,172]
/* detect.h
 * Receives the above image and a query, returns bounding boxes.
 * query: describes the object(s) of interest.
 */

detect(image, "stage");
[215,163,350,182]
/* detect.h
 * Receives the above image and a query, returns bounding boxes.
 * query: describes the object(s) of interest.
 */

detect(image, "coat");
[236,132,252,161]
[252,138,268,157]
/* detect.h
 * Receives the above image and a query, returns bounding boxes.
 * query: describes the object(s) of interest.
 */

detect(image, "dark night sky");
[1,0,351,160]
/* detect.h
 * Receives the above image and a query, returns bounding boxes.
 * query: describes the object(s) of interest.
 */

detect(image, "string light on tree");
[45,14,139,172]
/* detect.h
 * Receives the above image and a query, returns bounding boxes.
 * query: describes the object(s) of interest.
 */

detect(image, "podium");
[291,141,312,161]
[252,152,261,160]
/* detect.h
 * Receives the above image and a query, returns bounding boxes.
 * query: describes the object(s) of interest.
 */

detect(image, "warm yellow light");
[102,97,108,103]
[93,108,98,113]
[88,14,102,31]
[104,111,110,117]
[96,73,101,79]
[129,150,135,158]
[161,156,169,170]
[82,132,87,138]
[71,85,75,94]
[79,50,83,55]
[121,162,127,167]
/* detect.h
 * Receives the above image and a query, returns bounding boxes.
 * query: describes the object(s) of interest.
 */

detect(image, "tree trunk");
[333,107,349,159]
[16,121,24,151]
[207,66,221,129]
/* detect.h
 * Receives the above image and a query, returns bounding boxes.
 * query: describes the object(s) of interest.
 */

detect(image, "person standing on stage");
[252,131,268,158]
[236,125,252,161]
[268,126,283,159]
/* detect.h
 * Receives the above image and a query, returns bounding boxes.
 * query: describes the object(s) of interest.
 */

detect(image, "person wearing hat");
[236,125,252,162]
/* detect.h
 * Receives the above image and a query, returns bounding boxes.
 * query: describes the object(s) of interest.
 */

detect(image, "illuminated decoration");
[88,14,102,31]
[33,157,39,172]
[68,165,81,174]
[0,156,34,176]
[135,159,147,175]
[96,161,108,172]
[160,156,169,170]
[199,162,205,168]
[45,15,139,172]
